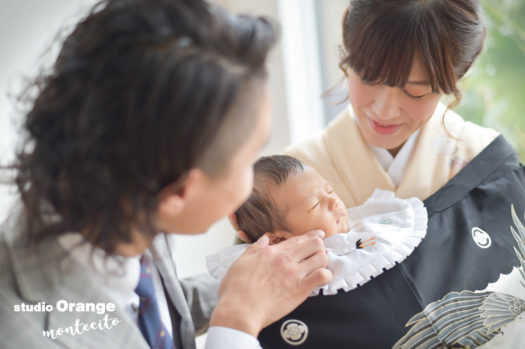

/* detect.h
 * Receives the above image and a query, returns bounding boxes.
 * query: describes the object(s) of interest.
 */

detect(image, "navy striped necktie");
[135,258,174,349]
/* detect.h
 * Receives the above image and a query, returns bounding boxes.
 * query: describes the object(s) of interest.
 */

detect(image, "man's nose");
[372,86,401,121]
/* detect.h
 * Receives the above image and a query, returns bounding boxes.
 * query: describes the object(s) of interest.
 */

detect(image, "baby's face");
[272,167,349,238]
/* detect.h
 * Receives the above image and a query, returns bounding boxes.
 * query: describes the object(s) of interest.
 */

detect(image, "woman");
[258,0,525,347]
[0,1,331,348]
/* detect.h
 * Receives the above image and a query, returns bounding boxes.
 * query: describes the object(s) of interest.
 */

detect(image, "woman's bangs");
[347,13,417,89]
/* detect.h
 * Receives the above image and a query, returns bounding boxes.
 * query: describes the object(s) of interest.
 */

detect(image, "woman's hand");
[209,229,331,337]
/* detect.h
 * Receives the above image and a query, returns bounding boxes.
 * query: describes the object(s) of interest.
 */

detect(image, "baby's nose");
[328,197,337,210]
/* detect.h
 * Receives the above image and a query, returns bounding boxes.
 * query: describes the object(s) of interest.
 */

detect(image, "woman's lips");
[369,118,400,135]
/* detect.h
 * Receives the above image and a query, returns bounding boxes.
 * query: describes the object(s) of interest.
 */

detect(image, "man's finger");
[299,249,329,275]
[278,230,325,261]
[248,234,269,251]
[302,268,333,292]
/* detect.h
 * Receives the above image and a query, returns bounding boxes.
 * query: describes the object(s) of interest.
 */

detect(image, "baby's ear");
[266,231,287,245]
[236,230,252,243]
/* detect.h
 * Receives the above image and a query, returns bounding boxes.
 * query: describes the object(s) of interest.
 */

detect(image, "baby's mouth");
[336,211,346,224]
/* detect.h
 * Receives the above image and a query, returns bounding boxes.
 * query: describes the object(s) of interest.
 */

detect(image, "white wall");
[315,0,351,122]
[0,0,100,221]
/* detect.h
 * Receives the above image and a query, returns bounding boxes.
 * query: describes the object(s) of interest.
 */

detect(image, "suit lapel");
[151,233,196,349]
[8,235,148,348]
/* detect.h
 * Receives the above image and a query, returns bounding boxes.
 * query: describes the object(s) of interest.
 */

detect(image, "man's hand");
[209,229,331,337]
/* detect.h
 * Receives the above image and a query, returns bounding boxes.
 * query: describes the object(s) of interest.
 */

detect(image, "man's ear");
[157,169,202,218]
[157,190,185,218]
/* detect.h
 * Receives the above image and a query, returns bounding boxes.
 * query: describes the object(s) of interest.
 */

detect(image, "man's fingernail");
[315,230,325,238]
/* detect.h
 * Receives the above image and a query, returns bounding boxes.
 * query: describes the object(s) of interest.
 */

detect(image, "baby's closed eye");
[308,201,320,212]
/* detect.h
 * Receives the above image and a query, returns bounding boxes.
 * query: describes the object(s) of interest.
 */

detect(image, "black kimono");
[258,135,525,348]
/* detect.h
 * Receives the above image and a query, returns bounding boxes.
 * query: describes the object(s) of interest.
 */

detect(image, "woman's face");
[347,57,442,155]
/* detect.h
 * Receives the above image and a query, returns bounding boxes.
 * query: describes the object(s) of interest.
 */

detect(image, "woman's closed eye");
[402,88,430,100]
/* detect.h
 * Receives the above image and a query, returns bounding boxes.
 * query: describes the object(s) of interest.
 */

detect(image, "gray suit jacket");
[0,213,219,349]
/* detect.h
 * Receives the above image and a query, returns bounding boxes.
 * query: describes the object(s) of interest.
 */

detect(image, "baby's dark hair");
[235,155,304,242]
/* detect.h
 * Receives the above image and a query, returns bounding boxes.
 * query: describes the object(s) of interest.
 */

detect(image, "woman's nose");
[372,86,401,120]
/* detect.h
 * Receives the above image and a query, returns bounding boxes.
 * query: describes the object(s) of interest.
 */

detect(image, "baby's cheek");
[341,222,349,234]
[323,222,339,238]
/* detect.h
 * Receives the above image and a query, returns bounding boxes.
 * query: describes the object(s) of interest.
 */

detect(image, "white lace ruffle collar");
[206,189,428,296]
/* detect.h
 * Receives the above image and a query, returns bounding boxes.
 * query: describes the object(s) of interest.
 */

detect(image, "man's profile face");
[156,88,272,235]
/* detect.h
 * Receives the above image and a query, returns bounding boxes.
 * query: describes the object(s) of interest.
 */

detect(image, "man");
[0,0,331,348]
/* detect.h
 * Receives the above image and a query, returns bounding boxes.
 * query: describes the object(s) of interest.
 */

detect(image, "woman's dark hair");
[340,0,486,107]
[13,0,277,253]
[235,155,304,242]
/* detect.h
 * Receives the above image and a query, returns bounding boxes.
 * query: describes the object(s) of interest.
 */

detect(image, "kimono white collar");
[351,106,421,187]
[369,130,420,187]
[206,189,428,296]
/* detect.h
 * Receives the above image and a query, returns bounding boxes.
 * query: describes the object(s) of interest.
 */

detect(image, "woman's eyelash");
[361,78,427,99]
[403,89,426,99]
[362,80,379,86]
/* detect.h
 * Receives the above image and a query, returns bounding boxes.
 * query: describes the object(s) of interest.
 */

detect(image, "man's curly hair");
[13,0,277,253]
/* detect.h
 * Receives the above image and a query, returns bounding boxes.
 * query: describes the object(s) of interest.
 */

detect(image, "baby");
[207,155,427,295]
[234,155,374,248]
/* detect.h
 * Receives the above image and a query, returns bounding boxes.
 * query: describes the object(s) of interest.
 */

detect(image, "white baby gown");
[206,189,428,296]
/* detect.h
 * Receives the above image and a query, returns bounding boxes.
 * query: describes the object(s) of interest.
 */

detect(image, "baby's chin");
[338,221,350,235]
[324,225,350,238]
[339,213,350,229]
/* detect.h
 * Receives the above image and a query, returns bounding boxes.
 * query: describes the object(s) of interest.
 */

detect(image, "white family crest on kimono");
[206,189,428,296]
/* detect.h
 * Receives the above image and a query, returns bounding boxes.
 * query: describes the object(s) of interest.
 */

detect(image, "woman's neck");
[388,144,404,157]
